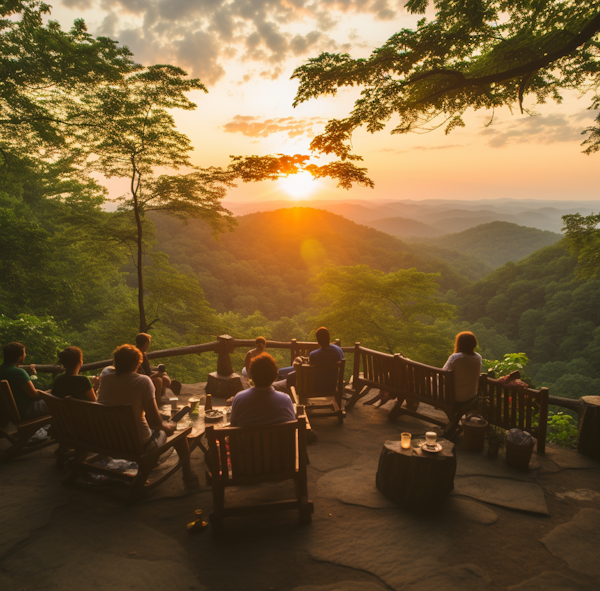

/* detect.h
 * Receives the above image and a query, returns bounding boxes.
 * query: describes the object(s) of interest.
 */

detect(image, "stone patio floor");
[1,385,600,591]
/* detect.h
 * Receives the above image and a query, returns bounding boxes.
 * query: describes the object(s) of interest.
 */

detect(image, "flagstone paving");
[1,384,599,590]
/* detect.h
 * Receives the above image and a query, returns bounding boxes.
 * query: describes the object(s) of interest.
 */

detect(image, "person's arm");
[20,380,41,400]
[142,397,175,436]
[84,389,97,402]
[244,351,252,373]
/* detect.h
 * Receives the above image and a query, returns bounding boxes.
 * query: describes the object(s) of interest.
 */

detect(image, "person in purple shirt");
[231,353,296,428]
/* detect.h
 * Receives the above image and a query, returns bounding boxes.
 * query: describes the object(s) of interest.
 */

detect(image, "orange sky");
[52,1,599,204]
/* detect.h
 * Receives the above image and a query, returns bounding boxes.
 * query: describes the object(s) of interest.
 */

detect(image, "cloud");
[378,144,462,154]
[481,112,597,148]
[223,115,326,138]
[62,0,400,85]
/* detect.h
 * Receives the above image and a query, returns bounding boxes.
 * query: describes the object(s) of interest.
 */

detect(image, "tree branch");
[414,12,600,105]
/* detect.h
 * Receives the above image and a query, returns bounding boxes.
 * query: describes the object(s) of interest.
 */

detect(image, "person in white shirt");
[97,344,175,451]
[443,331,482,403]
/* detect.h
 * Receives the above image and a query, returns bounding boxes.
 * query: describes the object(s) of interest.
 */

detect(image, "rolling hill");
[150,208,475,319]
[420,221,562,269]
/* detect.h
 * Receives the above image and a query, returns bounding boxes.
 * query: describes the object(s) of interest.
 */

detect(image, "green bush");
[546,412,578,448]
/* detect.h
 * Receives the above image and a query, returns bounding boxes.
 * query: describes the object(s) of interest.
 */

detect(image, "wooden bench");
[40,392,198,499]
[387,355,476,438]
[478,375,549,453]
[0,380,54,460]
[345,344,475,437]
[345,344,400,410]
[205,417,313,535]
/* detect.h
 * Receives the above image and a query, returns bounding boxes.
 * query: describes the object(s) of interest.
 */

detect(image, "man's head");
[315,327,331,348]
[113,344,143,375]
[249,353,278,387]
[58,346,83,371]
[135,333,152,352]
[255,336,266,352]
[3,342,25,365]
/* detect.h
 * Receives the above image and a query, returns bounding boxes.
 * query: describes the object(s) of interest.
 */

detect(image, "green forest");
[2,0,600,413]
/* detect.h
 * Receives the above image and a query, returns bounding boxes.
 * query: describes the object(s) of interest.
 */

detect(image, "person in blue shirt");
[274,327,344,392]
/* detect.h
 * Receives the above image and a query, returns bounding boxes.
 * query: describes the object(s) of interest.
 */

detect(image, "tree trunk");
[132,171,147,333]
[577,396,600,460]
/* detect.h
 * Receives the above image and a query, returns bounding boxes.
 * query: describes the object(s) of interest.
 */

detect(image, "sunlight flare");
[279,171,318,200]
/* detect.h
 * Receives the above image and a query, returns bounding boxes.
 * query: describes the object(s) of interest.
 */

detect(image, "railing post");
[353,342,361,388]
[205,334,244,398]
[216,334,235,376]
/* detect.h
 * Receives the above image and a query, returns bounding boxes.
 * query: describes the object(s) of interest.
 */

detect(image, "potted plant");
[486,426,505,458]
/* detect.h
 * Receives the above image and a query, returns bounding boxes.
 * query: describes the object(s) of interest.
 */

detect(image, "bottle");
[205,394,212,411]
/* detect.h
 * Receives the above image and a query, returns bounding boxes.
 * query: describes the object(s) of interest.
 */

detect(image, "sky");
[50,0,600,204]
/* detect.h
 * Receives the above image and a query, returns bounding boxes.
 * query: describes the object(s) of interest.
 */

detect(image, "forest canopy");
[292,1,600,163]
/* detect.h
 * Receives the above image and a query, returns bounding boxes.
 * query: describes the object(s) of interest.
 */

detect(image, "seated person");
[231,353,296,428]
[276,327,344,392]
[135,333,172,402]
[242,336,267,378]
[97,344,174,451]
[442,331,482,403]
[0,342,48,421]
[52,347,96,402]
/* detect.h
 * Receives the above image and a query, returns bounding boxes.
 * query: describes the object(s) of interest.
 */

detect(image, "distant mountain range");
[224,198,600,235]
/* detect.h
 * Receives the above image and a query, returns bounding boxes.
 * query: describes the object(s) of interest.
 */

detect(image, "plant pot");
[505,439,534,469]
[461,417,488,451]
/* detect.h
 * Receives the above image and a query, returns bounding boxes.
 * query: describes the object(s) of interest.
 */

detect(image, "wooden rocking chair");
[0,380,54,460]
[290,359,346,424]
[205,417,314,535]
[40,392,197,499]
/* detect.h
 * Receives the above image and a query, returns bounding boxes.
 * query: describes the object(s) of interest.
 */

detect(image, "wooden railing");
[23,336,351,377]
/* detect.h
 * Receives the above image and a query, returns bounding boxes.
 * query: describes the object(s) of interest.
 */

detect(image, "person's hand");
[162,421,176,436]
[225,396,235,406]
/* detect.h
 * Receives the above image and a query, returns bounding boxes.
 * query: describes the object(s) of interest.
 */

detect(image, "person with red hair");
[442,332,482,403]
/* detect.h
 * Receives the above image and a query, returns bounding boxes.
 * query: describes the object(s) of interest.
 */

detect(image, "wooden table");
[376,437,456,509]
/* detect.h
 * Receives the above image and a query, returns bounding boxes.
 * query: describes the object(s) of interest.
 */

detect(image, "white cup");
[425,431,437,447]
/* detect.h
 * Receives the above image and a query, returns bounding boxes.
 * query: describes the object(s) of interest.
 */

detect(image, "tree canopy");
[0,0,136,162]
[292,1,600,163]
[309,264,455,365]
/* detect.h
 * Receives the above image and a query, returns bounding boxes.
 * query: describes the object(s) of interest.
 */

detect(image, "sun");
[279,171,317,200]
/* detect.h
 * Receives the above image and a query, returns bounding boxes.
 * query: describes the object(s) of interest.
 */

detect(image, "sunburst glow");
[279,171,317,200]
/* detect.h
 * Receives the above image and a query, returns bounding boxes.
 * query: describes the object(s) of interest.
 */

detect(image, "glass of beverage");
[425,431,437,448]
[401,432,412,449]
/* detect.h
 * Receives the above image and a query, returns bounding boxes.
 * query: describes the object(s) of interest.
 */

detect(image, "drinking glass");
[425,431,437,447]
[401,432,412,449]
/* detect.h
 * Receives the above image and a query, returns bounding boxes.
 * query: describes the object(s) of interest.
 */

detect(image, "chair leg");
[129,457,158,499]
[387,397,407,422]
[173,437,199,490]
[345,386,371,411]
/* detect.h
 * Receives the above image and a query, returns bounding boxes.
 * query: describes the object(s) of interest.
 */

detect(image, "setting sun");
[279,171,318,199]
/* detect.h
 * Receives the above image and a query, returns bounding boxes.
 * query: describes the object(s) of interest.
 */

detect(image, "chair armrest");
[290,386,300,405]
[143,427,192,458]
[17,415,51,430]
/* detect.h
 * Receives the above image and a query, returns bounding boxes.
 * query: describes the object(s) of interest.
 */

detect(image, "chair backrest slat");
[209,420,300,485]
[41,393,143,455]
